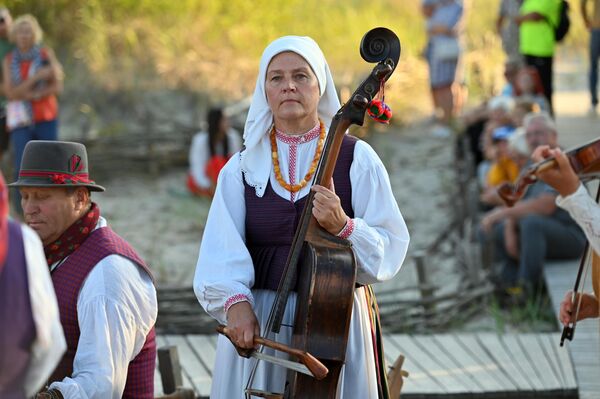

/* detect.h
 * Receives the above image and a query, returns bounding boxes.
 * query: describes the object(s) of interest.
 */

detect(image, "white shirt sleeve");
[348,140,410,284]
[189,132,212,189]
[21,225,66,397]
[49,254,157,399]
[556,183,600,255]
[193,154,255,325]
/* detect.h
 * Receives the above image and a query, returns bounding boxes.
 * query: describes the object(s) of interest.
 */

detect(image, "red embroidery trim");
[275,122,321,145]
[337,218,355,239]
[224,294,250,313]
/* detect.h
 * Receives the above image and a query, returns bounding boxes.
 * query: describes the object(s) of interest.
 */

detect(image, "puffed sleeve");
[556,183,600,255]
[346,140,410,285]
[193,154,255,324]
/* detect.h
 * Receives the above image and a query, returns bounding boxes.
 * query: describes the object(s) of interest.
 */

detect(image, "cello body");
[285,230,357,398]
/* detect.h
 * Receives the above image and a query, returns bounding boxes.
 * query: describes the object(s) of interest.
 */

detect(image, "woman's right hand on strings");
[559,290,599,326]
[226,301,260,349]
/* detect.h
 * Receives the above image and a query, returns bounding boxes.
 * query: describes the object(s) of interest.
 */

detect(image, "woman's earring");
[367,80,392,124]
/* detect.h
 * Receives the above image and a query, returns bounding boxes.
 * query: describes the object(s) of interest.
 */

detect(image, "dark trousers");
[10,119,58,215]
[480,215,586,290]
[524,54,554,115]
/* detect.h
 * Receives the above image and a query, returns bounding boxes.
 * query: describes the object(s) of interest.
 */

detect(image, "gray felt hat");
[8,140,105,192]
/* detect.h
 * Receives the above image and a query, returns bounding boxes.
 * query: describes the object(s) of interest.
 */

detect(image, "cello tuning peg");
[352,94,369,109]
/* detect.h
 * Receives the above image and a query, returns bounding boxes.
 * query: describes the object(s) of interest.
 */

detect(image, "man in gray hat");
[10,140,157,399]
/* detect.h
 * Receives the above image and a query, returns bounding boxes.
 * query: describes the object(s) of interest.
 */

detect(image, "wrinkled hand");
[225,301,260,349]
[480,207,505,234]
[531,146,580,197]
[311,179,347,235]
[559,290,599,326]
[559,291,576,326]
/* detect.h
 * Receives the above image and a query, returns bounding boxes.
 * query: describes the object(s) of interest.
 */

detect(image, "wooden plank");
[455,334,518,391]
[404,334,480,393]
[543,334,577,390]
[392,334,470,393]
[154,335,169,396]
[186,334,217,396]
[158,330,585,398]
[537,333,566,388]
[163,334,205,395]
[475,332,534,391]
[384,334,436,393]
[517,334,562,390]
[432,334,504,392]
[157,345,184,394]
[187,335,217,376]
[500,335,546,391]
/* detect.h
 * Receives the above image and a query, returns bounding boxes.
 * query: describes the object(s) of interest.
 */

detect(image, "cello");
[220,28,401,398]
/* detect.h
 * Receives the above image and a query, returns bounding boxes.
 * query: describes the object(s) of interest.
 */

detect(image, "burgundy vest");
[49,227,156,398]
[245,134,357,290]
[0,221,36,399]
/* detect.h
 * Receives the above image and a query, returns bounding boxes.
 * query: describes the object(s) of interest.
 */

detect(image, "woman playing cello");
[193,35,409,398]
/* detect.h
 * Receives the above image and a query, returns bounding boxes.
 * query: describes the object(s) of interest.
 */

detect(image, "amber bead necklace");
[270,120,325,193]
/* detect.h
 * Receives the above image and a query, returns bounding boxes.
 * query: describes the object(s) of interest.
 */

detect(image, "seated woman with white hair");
[193,35,410,398]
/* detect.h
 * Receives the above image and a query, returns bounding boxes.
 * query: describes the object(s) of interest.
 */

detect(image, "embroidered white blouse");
[194,132,410,324]
[49,217,157,399]
[556,183,600,255]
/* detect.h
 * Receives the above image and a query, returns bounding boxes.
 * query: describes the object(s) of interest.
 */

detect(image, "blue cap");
[492,126,515,141]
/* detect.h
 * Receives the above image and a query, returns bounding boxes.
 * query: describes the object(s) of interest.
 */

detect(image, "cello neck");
[267,114,350,334]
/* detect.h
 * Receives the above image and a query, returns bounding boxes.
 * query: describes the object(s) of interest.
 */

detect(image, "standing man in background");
[516,0,561,115]
[497,0,524,63]
[0,7,12,162]
[581,0,600,116]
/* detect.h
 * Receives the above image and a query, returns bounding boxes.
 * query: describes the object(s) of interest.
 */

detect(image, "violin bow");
[560,182,600,346]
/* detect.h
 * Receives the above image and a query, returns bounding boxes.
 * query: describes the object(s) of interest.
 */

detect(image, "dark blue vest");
[244,134,357,290]
[0,221,36,399]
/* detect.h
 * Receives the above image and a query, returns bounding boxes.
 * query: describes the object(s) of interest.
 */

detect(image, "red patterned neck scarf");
[44,202,100,266]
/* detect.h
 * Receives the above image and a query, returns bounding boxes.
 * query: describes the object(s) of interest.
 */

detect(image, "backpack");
[554,0,570,42]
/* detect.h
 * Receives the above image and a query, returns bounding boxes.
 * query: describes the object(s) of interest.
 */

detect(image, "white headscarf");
[240,35,341,197]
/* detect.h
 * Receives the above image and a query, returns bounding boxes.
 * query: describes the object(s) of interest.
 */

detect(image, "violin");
[497,137,600,207]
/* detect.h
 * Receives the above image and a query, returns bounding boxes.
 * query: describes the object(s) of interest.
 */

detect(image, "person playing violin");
[479,111,586,303]
[532,145,600,326]
[193,35,410,398]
